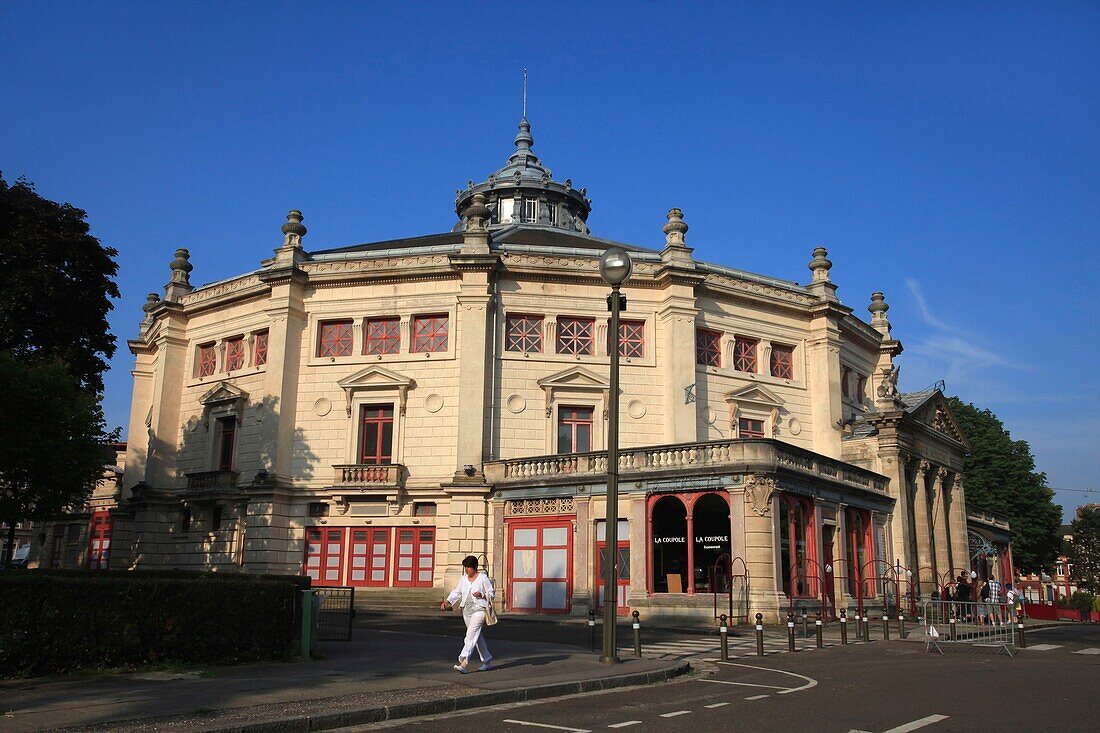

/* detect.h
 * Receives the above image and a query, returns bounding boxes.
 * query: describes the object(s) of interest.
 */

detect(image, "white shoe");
[478,659,493,671]
[453,664,468,674]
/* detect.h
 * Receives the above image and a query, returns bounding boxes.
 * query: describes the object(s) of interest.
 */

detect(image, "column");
[658,303,699,443]
[806,314,843,457]
[948,473,971,578]
[931,467,952,581]
[911,461,935,592]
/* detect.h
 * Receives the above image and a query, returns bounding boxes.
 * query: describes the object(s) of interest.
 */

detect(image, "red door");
[304,527,345,586]
[596,540,631,616]
[348,528,391,587]
[394,528,435,587]
[509,521,572,613]
[87,510,113,570]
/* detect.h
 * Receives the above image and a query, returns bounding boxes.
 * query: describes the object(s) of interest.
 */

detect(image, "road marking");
[704,702,730,709]
[1073,648,1100,654]
[745,694,770,700]
[502,721,591,732]
[712,661,818,694]
[660,711,692,718]
[607,722,642,729]
[1026,644,1063,651]
[882,714,950,733]
[699,679,788,690]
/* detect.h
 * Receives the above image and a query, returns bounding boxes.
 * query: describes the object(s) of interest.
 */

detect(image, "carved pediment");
[199,381,249,428]
[337,365,415,417]
[724,385,785,409]
[537,367,610,418]
[909,393,969,448]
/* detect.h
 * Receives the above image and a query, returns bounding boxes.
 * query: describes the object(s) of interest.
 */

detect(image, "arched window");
[779,495,817,598]
[648,491,731,594]
[846,508,875,599]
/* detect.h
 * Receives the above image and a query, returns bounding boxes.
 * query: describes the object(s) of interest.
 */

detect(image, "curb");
[168,662,692,733]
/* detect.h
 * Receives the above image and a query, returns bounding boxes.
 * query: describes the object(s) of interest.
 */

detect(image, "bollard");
[949,610,958,641]
[720,613,729,661]
[815,613,823,649]
[588,607,597,652]
[863,614,871,642]
[801,607,809,638]
[1017,611,1027,649]
[300,589,314,659]
[882,613,890,641]
[787,611,796,652]
[755,613,765,656]
[840,609,848,645]
[632,610,642,658]
[899,612,906,639]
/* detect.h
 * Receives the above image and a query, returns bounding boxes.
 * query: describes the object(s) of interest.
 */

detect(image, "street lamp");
[598,245,632,664]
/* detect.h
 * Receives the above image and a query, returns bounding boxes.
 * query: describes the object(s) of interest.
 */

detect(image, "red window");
[509,521,573,613]
[733,336,758,373]
[856,374,866,404]
[225,336,245,372]
[617,320,645,358]
[696,329,721,367]
[216,417,236,471]
[304,527,345,586]
[506,314,543,353]
[738,417,765,438]
[411,314,448,353]
[770,344,794,379]
[365,317,401,355]
[348,528,391,587]
[86,510,113,570]
[197,343,216,377]
[841,367,851,398]
[394,528,435,587]
[846,508,876,599]
[253,330,268,366]
[556,317,594,355]
[557,406,593,454]
[318,320,353,358]
[779,495,817,598]
[359,404,394,464]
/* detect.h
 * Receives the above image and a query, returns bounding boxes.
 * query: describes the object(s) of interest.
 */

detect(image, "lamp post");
[598,245,632,664]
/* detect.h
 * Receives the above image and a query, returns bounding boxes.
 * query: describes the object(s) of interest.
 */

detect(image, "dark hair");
[462,555,479,570]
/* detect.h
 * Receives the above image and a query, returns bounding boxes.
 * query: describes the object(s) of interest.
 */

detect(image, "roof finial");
[523,68,527,118]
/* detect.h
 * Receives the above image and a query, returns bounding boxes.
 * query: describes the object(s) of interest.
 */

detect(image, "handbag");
[481,576,499,625]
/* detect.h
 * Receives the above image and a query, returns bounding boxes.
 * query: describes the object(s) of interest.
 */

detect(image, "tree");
[947,397,1062,574]
[1069,506,1100,593]
[0,354,114,567]
[0,174,120,394]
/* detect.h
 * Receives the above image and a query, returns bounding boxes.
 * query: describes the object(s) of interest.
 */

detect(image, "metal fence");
[921,600,1015,656]
[314,586,355,641]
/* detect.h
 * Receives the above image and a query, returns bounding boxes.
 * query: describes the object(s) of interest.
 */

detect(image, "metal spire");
[522,68,527,118]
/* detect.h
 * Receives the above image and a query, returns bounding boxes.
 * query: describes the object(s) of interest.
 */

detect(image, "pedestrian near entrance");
[441,555,495,673]
[955,574,972,621]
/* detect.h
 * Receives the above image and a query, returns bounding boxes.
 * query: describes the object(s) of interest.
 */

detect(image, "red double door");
[304,527,435,588]
[509,520,572,614]
[87,510,113,570]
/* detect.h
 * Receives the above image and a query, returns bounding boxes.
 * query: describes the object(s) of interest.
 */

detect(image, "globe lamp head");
[599,246,633,286]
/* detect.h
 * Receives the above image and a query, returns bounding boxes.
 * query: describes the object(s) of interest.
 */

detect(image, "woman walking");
[441,555,494,673]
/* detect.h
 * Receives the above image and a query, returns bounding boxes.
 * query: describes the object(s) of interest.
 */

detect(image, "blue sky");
[2,3,1097,519]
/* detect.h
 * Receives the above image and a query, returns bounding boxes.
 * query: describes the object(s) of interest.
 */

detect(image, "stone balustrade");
[332,463,404,488]
[185,469,240,492]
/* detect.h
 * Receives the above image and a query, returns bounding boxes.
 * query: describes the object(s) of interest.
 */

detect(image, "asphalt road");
[345,624,1100,733]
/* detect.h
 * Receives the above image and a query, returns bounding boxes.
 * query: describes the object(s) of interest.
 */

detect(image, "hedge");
[0,571,309,677]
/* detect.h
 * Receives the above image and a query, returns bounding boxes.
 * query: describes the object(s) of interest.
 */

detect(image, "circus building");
[32,117,1006,621]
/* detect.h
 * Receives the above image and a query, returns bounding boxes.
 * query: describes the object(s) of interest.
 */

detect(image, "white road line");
[1026,644,1063,651]
[745,694,770,700]
[698,679,789,690]
[882,714,950,733]
[502,720,591,733]
[715,661,818,694]
[1072,648,1100,654]
[607,722,642,729]
[704,702,730,709]
[660,711,693,718]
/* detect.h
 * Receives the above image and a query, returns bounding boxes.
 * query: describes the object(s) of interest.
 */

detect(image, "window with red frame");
[617,320,645,358]
[216,417,236,471]
[86,510,112,570]
[841,367,851,398]
[359,404,394,464]
[197,343,216,377]
[411,314,448,353]
[738,417,765,438]
[253,330,268,366]
[225,336,245,372]
[779,495,817,598]
[365,317,401,355]
[846,508,876,599]
[695,328,721,367]
[733,336,758,373]
[318,320,353,358]
[506,314,543,353]
[770,344,794,379]
[557,406,593,454]
[556,317,595,356]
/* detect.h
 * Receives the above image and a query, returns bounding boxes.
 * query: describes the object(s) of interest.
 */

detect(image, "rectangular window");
[225,336,245,372]
[506,314,544,353]
[413,502,437,517]
[411,314,448,353]
[856,374,866,404]
[318,320,353,358]
[696,329,721,367]
[841,367,851,398]
[779,495,817,598]
[358,404,394,464]
[557,406,593,454]
[308,502,330,518]
[86,510,112,571]
[197,342,216,377]
[364,317,401,355]
[846,508,876,599]
[738,417,765,438]
[212,506,223,532]
[546,203,557,225]
[618,320,645,358]
[733,336,758,373]
[216,417,236,471]
[253,330,268,366]
[770,344,794,379]
[523,198,538,223]
[556,317,595,356]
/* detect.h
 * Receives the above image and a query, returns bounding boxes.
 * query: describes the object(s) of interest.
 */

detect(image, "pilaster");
[912,460,935,590]
[931,467,952,577]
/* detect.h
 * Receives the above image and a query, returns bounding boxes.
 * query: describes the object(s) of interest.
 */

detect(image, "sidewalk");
[0,625,687,733]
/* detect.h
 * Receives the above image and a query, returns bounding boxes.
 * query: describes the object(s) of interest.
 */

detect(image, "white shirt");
[446,571,494,610]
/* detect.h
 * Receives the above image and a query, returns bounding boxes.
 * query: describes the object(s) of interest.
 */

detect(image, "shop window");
[649,492,732,594]
[779,495,817,598]
[557,406,593,454]
[318,320,353,358]
[733,336,758,373]
[738,417,765,438]
[846,508,875,599]
[359,404,394,464]
[617,320,645,358]
[696,329,721,367]
[770,344,794,379]
[216,417,236,471]
[506,314,543,353]
[197,342,216,377]
[556,317,595,356]
[253,330,268,366]
[225,336,245,372]
[411,314,448,353]
[365,317,401,355]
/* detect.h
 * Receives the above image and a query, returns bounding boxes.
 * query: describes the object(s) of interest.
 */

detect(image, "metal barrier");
[712,554,750,623]
[315,586,356,641]
[922,600,1015,656]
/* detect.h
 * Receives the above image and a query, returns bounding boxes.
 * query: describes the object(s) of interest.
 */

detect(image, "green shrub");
[1067,591,1097,616]
[0,571,307,677]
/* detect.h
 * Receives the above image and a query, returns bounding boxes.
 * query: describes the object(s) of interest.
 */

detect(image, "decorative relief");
[178,276,263,306]
[506,394,527,414]
[425,394,444,413]
[703,274,816,305]
[745,475,777,516]
[505,497,576,516]
[306,256,448,274]
[628,399,647,419]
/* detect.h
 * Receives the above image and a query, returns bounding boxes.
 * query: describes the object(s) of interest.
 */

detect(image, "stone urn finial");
[281,210,307,248]
[163,248,194,301]
[868,291,892,336]
[663,208,688,247]
[464,193,490,232]
[808,247,832,282]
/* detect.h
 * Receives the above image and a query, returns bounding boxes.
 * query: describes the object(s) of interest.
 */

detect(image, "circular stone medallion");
[703,406,717,425]
[627,400,647,419]
[425,394,444,413]
[506,394,527,414]
[313,397,332,417]
[788,417,802,435]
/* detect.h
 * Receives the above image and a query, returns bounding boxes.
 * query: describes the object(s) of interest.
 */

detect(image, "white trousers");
[460,607,491,663]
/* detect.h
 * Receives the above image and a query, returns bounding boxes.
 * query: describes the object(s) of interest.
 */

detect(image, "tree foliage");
[947,397,1062,573]
[0,174,120,394]
[1069,506,1100,593]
